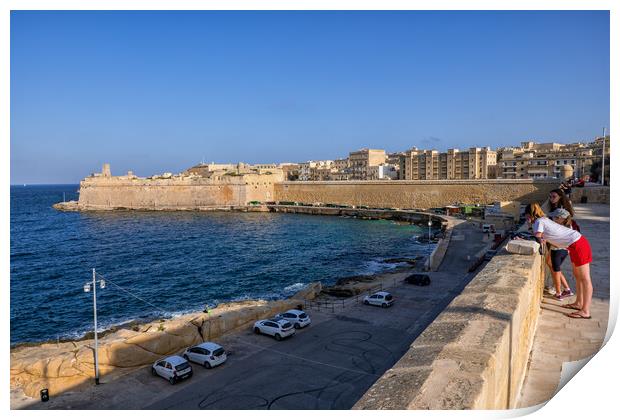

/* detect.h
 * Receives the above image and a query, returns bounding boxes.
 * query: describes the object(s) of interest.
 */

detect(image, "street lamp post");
[428,218,432,242]
[601,127,606,186]
[84,268,105,385]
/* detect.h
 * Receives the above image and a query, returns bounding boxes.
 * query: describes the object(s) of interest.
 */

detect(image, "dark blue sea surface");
[10,185,435,345]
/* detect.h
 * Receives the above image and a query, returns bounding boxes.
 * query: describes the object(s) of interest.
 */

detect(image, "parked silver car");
[182,342,227,369]
[362,291,395,308]
[275,309,311,329]
[151,355,193,384]
[253,318,295,340]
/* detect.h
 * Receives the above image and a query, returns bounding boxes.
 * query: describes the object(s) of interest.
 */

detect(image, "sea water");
[10,185,435,345]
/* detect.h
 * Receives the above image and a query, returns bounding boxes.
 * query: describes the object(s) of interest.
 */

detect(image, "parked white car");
[253,318,296,340]
[182,342,227,369]
[151,355,193,384]
[363,291,395,308]
[275,309,311,329]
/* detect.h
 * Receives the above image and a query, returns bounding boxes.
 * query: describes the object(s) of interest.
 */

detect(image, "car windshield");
[298,313,308,319]
[213,348,225,357]
[385,295,393,301]
[282,322,292,329]
[175,362,191,371]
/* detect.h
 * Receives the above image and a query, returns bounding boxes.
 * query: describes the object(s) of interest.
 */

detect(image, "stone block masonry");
[275,179,558,210]
[68,170,558,211]
[76,172,281,210]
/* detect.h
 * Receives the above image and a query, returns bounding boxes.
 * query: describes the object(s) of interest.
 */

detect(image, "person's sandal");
[562,303,581,310]
[567,312,591,319]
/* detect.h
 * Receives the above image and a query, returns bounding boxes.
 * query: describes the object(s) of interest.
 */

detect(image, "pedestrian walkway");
[517,204,610,408]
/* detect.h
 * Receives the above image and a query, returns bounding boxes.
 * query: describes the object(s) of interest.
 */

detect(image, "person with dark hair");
[524,203,594,319]
[545,188,580,232]
[548,189,575,216]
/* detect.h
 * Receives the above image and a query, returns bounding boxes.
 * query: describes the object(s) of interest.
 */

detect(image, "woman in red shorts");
[525,203,594,319]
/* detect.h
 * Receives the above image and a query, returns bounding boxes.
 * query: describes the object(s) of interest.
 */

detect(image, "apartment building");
[298,160,334,181]
[348,149,387,180]
[497,140,604,180]
[399,147,496,180]
[368,164,398,180]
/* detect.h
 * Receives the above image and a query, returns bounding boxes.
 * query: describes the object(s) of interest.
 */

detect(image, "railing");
[302,276,403,313]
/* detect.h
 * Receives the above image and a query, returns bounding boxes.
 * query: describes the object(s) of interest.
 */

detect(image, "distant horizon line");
[10,183,80,186]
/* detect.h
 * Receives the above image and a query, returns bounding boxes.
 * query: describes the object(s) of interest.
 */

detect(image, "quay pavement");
[517,203,610,408]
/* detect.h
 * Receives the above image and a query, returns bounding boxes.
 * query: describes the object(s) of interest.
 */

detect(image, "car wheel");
[294,323,300,329]
[274,333,282,341]
[204,361,212,369]
[363,300,369,305]
[382,303,387,308]
[254,327,261,334]
[151,367,157,376]
[169,377,177,385]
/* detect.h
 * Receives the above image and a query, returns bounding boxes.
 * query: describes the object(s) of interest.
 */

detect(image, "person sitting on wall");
[524,203,594,319]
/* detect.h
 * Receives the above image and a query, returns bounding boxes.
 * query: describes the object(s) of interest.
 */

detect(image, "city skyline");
[11,10,610,184]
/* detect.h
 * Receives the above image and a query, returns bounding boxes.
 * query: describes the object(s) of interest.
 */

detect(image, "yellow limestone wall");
[274,180,558,209]
[77,173,281,209]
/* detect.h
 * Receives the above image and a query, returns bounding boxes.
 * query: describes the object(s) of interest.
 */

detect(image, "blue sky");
[10,10,610,184]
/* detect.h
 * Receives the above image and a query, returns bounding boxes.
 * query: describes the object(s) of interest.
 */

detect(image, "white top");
[533,217,582,248]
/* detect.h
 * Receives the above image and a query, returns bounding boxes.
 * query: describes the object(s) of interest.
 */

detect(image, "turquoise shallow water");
[10,185,434,345]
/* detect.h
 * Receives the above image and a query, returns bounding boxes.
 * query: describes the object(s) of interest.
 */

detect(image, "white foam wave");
[283,282,307,293]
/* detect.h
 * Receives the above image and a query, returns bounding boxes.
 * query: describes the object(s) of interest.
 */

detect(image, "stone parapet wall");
[428,219,456,271]
[354,251,545,409]
[274,180,558,209]
[570,186,610,204]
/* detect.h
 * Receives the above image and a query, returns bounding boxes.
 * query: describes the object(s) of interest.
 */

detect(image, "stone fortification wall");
[72,175,558,212]
[354,251,545,409]
[77,172,281,210]
[274,179,558,209]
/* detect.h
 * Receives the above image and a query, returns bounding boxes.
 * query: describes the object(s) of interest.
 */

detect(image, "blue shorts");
[550,249,569,272]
